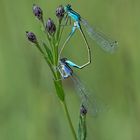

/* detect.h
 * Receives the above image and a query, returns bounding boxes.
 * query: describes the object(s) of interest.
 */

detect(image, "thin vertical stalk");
[62,100,77,140]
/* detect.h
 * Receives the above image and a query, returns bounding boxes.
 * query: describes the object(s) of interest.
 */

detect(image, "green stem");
[62,101,77,140]
[41,17,77,139]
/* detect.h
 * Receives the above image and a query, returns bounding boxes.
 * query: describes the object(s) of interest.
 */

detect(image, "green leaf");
[42,42,53,64]
[53,79,65,101]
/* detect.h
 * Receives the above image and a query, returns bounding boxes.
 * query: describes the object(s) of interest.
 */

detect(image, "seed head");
[32,4,43,20]
[26,31,37,44]
[46,18,56,35]
[56,5,65,20]
[80,104,87,116]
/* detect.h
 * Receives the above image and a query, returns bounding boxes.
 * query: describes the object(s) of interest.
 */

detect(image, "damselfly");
[57,58,106,116]
[59,4,118,69]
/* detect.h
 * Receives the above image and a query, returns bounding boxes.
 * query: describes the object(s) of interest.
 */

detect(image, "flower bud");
[80,104,87,116]
[26,31,37,44]
[32,4,43,20]
[56,5,65,20]
[46,18,56,35]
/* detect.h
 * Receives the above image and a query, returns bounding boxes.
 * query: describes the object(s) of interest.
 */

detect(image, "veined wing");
[71,73,107,116]
[81,18,118,53]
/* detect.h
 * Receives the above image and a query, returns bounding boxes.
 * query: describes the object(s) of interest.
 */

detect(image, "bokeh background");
[0,0,140,140]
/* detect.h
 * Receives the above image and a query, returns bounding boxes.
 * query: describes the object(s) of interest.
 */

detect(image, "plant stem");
[62,100,77,140]
[53,19,77,140]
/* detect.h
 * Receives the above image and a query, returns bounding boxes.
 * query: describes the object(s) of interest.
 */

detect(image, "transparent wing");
[71,73,107,117]
[81,18,118,53]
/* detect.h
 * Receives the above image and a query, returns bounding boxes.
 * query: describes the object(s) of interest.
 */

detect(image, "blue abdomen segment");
[68,10,81,21]
[65,60,80,69]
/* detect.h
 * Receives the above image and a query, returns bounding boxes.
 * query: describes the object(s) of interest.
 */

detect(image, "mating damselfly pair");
[57,4,117,115]
[58,4,118,69]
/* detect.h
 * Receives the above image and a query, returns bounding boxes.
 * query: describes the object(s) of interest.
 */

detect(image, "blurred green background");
[0,0,140,140]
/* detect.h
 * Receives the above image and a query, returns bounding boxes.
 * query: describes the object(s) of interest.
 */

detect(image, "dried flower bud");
[32,4,43,20]
[26,31,37,44]
[46,18,56,35]
[56,5,65,20]
[80,104,87,116]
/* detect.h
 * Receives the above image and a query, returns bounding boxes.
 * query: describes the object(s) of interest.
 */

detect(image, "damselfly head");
[64,4,72,12]
[60,58,67,63]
